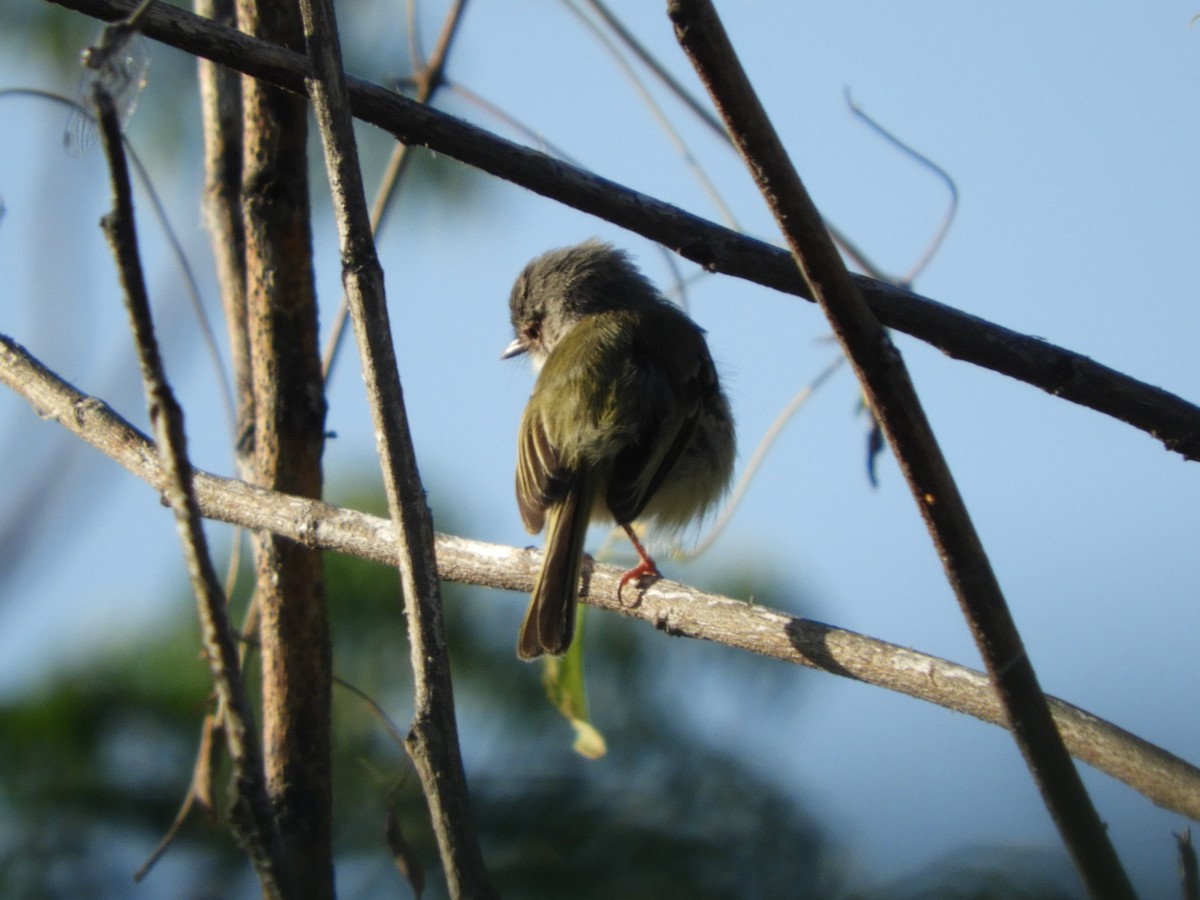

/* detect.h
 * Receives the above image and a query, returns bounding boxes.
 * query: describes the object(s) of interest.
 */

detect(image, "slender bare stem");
[321,0,470,379]
[844,89,959,285]
[682,353,844,559]
[296,0,494,893]
[91,85,290,898]
[565,0,739,228]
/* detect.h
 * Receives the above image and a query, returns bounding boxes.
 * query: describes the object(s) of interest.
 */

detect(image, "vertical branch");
[92,85,290,897]
[195,0,251,471]
[235,0,331,892]
[1180,828,1199,900]
[296,0,495,896]
[665,3,1135,899]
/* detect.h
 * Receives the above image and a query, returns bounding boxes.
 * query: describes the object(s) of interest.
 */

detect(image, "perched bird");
[502,240,735,659]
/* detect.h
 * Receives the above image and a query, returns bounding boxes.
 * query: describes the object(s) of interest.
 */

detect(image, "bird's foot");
[618,524,662,605]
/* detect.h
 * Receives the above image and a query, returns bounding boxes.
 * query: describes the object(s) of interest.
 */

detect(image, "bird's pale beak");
[501,337,528,360]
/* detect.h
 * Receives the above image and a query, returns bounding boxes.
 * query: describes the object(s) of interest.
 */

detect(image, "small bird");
[503,240,735,659]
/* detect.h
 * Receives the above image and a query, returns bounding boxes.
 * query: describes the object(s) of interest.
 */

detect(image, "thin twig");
[134,716,220,881]
[321,0,470,380]
[2,83,247,882]
[845,89,959,285]
[444,79,578,162]
[582,0,727,141]
[564,0,739,229]
[137,0,251,871]
[91,84,290,898]
[681,352,844,559]
[296,0,494,894]
[334,675,410,749]
[3,333,1199,827]
[0,88,233,437]
[192,0,254,697]
[47,0,1200,462]
[665,2,1134,897]
[570,4,896,284]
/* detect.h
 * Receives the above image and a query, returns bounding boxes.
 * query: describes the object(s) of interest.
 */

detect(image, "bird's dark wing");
[605,307,714,524]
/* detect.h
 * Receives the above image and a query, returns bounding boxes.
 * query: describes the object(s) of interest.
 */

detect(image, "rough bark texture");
[236,0,331,892]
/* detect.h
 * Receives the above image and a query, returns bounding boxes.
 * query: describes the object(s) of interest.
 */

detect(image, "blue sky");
[1,1,1198,893]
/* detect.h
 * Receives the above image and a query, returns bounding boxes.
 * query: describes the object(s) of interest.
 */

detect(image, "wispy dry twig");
[92,83,289,897]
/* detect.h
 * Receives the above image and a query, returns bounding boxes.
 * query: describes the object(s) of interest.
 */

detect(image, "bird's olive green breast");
[527,306,704,467]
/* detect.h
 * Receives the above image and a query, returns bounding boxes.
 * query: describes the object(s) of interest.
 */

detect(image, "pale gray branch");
[2,332,1197,825]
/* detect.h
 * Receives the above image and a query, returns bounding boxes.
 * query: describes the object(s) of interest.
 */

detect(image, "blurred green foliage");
[0,532,833,898]
[0,509,1079,898]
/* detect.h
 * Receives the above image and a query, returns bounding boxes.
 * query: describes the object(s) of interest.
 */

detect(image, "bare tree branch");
[43,0,1200,464]
[91,86,291,897]
[233,0,333,889]
[2,333,1198,828]
[195,0,250,463]
[296,0,494,894]
[665,4,1136,897]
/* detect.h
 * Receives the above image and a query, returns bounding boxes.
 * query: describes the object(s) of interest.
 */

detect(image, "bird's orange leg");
[618,524,662,603]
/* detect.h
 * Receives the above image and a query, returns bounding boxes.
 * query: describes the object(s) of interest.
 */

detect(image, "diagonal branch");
[2,333,1199,827]
[91,86,290,896]
[665,2,1134,897]
[45,0,1200,463]
[296,0,494,894]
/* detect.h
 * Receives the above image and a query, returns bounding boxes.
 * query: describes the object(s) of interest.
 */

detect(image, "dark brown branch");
[234,0,333,890]
[666,3,1134,898]
[296,0,494,894]
[45,0,1200,463]
[3,333,1199,826]
[91,87,291,897]
[1180,828,1199,900]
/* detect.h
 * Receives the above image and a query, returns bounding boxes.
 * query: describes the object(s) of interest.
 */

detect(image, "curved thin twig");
[844,89,959,285]
[681,352,844,559]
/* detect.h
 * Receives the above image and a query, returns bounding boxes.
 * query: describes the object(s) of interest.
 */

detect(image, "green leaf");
[542,607,607,759]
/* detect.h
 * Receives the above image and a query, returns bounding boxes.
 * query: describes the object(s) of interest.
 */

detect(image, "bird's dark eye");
[523,321,541,343]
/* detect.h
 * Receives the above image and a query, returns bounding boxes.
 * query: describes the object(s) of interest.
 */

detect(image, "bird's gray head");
[502,240,661,368]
